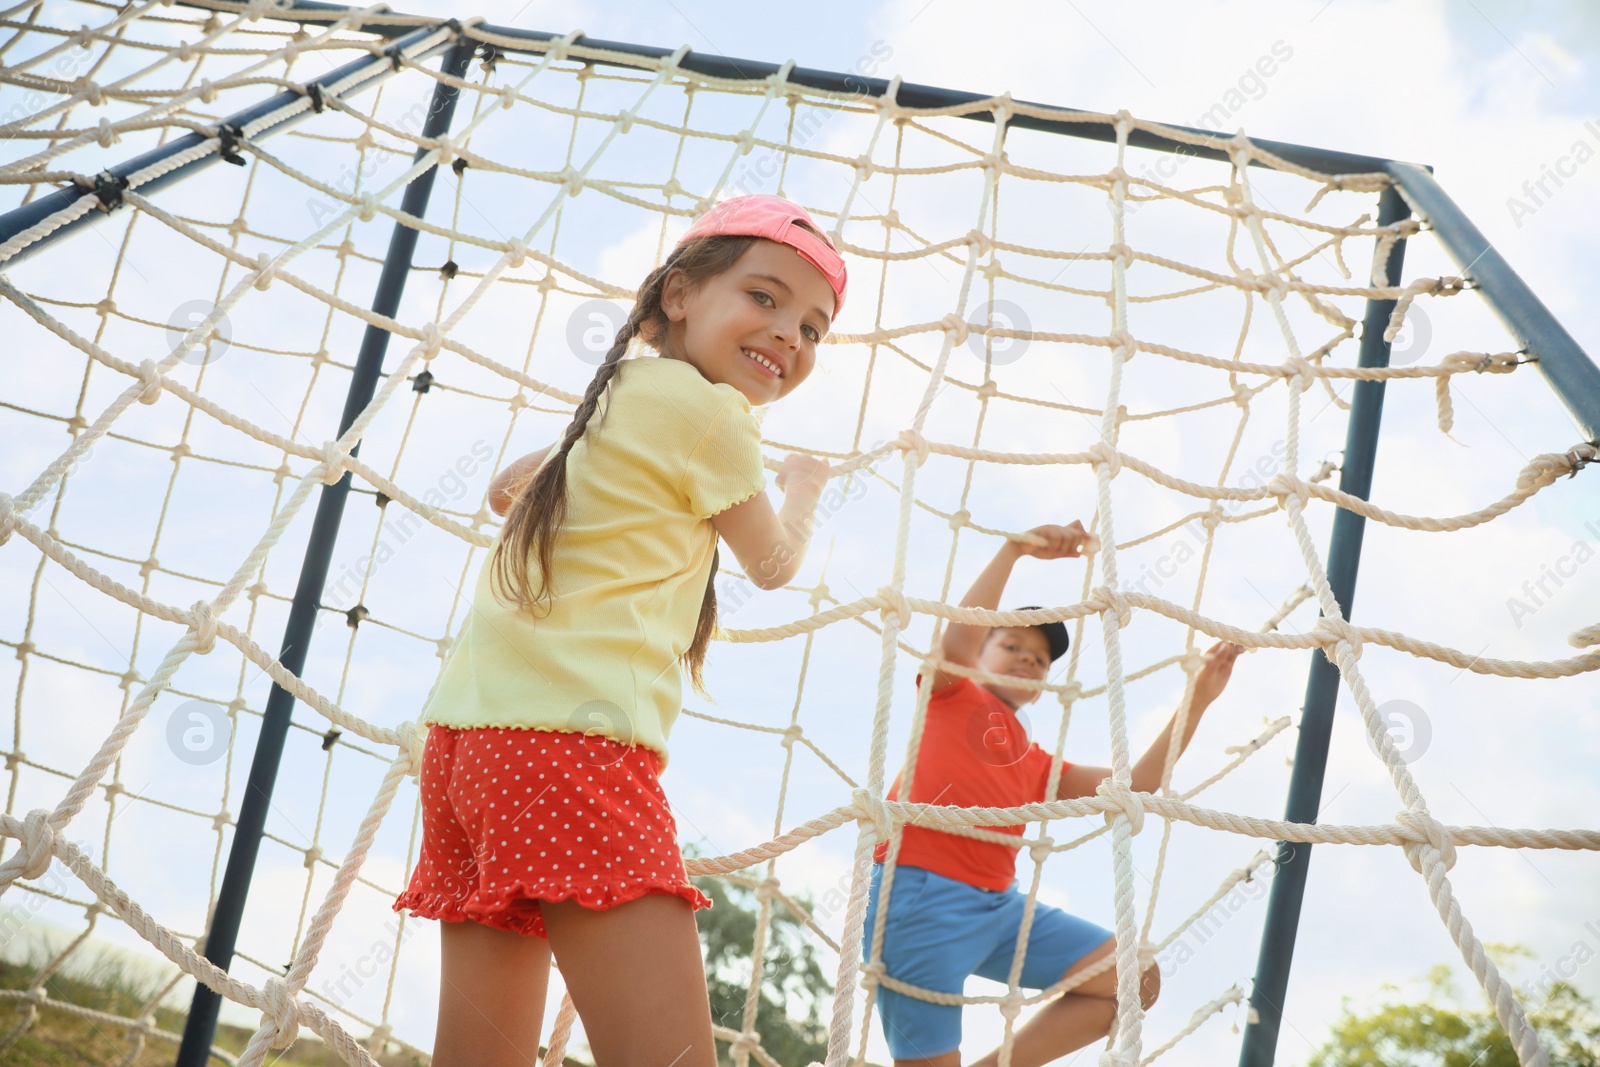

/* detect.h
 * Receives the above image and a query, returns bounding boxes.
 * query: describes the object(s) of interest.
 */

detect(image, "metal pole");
[1237,184,1411,1067]
[1386,160,1600,442]
[173,32,477,1067]
[172,0,1416,178]
[0,23,456,269]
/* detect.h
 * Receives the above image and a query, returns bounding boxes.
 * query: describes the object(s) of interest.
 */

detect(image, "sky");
[1,1,1598,1066]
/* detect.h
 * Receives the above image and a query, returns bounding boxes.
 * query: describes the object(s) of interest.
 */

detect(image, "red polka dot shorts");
[393,725,711,939]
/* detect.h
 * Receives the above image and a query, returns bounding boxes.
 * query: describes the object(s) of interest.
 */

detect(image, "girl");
[394,195,848,1067]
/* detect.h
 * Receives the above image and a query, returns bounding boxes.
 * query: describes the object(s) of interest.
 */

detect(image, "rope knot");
[259,976,301,1048]
[505,237,528,268]
[1028,836,1054,864]
[1106,329,1137,361]
[95,117,117,148]
[1095,778,1145,835]
[891,429,930,468]
[187,600,218,655]
[19,809,57,880]
[851,788,894,843]
[1310,616,1363,661]
[860,959,886,988]
[395,720,428,778]
[1106,243,1133,270]
[253,251,276,290]
[417,322,443,360]
[1265,472,1309,511]
[940,312,970,346]
[135,359,163,404]
[1085,440,1122,479]
[357,192,378,222]
[874,586,913,629]
[1086,585,1132,629]
[1282,355,1316,392]
[1395,808,1456,873]
[1000,989,1026,1020]
[433,135,454,166]
[781,724,804,745]
[948,508,970,531]
[317,440,348,485]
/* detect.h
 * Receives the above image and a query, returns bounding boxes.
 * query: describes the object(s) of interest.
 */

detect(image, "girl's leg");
[969,937,1159,1067]
[542,893,717,1067]
[433,918,553,1067]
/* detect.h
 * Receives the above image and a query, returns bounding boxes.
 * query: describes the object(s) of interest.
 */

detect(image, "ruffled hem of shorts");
[394,877,712,932]
[414,720,667,758]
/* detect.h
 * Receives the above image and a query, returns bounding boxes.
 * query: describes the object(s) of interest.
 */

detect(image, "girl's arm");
[1053,641,1243,799]
[488,445,553,517]
[711,454,830,590]
[934,522,1090,691]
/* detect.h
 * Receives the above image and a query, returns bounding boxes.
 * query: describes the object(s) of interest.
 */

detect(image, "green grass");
[0,955,430,1066]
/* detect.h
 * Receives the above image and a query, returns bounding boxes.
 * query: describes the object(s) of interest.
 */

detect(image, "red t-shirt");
[872,676,1068,891]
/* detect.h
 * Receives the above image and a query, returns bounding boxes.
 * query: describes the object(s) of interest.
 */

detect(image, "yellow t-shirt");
[420,356,766,766]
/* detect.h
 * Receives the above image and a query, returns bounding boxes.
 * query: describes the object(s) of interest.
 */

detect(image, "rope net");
[1,3,1596,1065]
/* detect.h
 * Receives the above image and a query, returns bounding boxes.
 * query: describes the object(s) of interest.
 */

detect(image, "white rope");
[0,9,1592,1067]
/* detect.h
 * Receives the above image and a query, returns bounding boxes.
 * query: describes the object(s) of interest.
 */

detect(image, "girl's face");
[658,238,835,406]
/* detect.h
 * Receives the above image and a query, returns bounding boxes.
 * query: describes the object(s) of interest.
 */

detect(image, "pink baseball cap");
[677,194,848,317]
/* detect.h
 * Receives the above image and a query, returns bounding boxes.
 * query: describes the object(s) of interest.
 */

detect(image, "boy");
[863,520,1243,1067]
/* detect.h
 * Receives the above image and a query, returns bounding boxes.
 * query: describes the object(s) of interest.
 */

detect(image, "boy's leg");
[864,865,992,1066]
[434,917,552,1067]
[971,905,1160,1067]
[542,893,718,1067]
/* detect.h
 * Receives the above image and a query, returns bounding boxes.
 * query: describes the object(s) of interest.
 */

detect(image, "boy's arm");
[711,454,830,590]
[1052,641,1243,798]
[488,445,554,517]
[933,522,1090,692]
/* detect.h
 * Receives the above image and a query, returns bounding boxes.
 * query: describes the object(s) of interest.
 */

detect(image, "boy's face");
[976,626,1052,709]
[659,238,835,406]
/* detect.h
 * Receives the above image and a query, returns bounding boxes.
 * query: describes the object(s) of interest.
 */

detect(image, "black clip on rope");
[216,123,247,166]
[92,170,129,212]
[304,82,327,114]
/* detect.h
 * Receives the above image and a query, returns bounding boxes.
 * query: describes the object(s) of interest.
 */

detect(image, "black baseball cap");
[1007,607,1070,662]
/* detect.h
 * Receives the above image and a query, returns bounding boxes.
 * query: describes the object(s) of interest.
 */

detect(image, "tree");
[1307,953,1600,1067]
[692,869,831,1067]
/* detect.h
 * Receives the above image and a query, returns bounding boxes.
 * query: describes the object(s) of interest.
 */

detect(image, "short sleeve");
[682,392,766,518]
[1026,744,1067,801]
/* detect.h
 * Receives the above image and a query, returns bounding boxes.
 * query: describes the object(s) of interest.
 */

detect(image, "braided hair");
[491,222,827,694]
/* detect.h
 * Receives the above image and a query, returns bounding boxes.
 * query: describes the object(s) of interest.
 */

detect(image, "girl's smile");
[657,238,836,406]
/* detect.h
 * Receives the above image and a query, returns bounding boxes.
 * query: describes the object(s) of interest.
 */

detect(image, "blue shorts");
[862,863,1112,1060]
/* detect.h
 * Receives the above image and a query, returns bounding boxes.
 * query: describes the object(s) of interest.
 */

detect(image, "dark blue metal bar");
[1387,160,1600,442]
[172,31,478,1067]
[172,0,1413,177]
[0,22,456,268]
[1237,185,1411,1067]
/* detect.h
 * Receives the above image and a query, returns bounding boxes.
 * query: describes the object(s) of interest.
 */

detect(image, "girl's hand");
[1015,520,1092,559]
[776,454,831,499]
[1191,641,1244,707]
